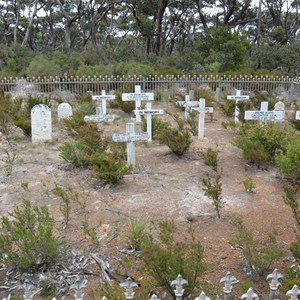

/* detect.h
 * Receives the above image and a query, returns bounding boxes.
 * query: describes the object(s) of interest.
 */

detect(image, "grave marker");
[191,98,214,139]
[135,102,164,141]
[57,103,72,119]
[92,90,115,116]
[122,85,154,122]
[176,95,200,119]
[227,90,250,124]
[244,101,284,122]
[112,123,149,166]
[31,104,52,143]
[296,111,300,120]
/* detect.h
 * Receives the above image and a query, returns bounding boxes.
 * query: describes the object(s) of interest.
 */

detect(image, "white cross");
[92,90,115,116]
[227,90,250,124]
[244,101,284,122]
[176,95,200,119]
[135,102,164,141]
[191,98,214,139]
[112,123,149,166]
[296,111,300,120]
[122,85,154,122]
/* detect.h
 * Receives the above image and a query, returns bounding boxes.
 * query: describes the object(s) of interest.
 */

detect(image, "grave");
[84,103,117,123]
[244,101,284,122]
[31,104,52,143]
[122,85,154,122]
[191,98,214,139]
[176,95,200,119]
[296,111,300,120]
[135,102,164,141]
[92,90,115,116]
[274,100,285,111]
[57,103,72,119]
[227,90,250,124]
[112,123,149,166]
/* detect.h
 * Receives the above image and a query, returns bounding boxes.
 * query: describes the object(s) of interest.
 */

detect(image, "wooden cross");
[244,101,284,122]
[92,90,115,116]
[135,102,164,141]
[112,123,149,166]
[122,85,154,122]
[227,90,250,124]
[191,98,214,139]
[176,95,200,119]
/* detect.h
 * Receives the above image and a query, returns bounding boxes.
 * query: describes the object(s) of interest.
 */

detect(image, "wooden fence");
[0,75,299,102]
[7,270,300,300]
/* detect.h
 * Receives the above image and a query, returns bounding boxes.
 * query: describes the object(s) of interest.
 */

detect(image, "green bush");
[282,184,300,227]
[0,199,62,271]
[59,143,88,166]
[198,147,219,171]
[125,217,148,251]
[276,136,300,181]
[141,115,169,139]
[141,221,206,298]
[156,114,192,156]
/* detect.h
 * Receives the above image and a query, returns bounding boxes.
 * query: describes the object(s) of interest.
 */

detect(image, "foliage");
[1,146,17,176]
[281,267,300,293]
[115,91,135,114]
[141,115,169,139]
[250,91,277,110]
[59,143,87,166]
[0,199,61,271]
[198,147,219,172]
[156,114,192,156]
[186,111,198,136]
[141,221,207,298]
[230,214,284,277]
[26,54,62,77]
[276,135,300,181]
[125,217,148,251]
[243,177,256,193]
[232,122,291,167]
[201,170,224,218]
[282,184,300,227]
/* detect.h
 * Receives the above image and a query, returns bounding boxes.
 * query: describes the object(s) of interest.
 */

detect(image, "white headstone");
[191,98,214,139]
[122,85,154,122]
[227,90,250,124]
[92,90,115,116]
[112,123,149,166]
[57,103,72,119]
[296,111,300,120]
[135,102,164,141]
[176,95,200,119]
[31,104,52,143]
[274,101,285,111]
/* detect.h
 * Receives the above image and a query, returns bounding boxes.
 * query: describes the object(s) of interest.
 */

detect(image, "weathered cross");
[191,98,214,139]
[122,85,154,122]
[112,123,149,167]
[92,89,116,116]
[227,90,250,124]
[244,101,284,122]
[296,111,300,120]
[176,95,200,119]
[135,102,164,141]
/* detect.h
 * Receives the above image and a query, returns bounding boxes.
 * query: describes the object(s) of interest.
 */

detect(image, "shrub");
[59,143,88,166]
[198,147,219,171]
[282,184,300,226]
[141,115,169,139]
[243,177,256,193]
[0,199,62,271]
[125,217,148,251]
[186,111,198,136]
[230,214,284,277]
[141,221,206,298]
[115,91,135,114]
[276,136,300,181]
[156,114,192,156]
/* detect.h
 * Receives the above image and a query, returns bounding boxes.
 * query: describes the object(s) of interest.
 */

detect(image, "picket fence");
[0,75,300,101]
[9,269,300,300]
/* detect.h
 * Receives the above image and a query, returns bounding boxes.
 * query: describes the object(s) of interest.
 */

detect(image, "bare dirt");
[0,105,298,299]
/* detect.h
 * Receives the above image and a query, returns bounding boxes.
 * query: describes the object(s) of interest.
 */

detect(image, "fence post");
[23,279,34,300]
[286,285,300,300]
[102,297,108,300]
[149,294,160,300]
[220,272,238,300]
[266,269,283,300]
[70,277,86,300]
[194,291,211,300]
[120,277,139,300]
[171,274,188,300]
[241,288,259,300]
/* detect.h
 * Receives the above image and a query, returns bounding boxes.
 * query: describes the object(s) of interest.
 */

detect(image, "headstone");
[57,103,72,119]
[274,101,285,111]
[122,85,154,122]
[112,123,149,166]
[191,98,214,139]
[296,111,300,120]
[92,90,115,116]
[176,95,200,119]
[31,104,52,143]
[244,101,284,122]
[227,90,250,124]
[135,102,164,141]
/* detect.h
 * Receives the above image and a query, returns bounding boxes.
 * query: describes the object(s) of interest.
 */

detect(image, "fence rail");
[1,75,299,101]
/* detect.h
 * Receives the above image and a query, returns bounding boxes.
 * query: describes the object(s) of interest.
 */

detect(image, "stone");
[31,104,52,143]
[274,101,285,111]
[57,103,72,119]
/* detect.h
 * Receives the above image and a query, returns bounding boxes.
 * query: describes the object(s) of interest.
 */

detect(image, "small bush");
[0,199,62,271]
[186,111,198,136]
[115,91,135,114]
[198,147,219,171]
[156,114,192,156]
[125,217,148,251]
[243,177,256,193]
[141,115,169,139]
[282,184,300,226]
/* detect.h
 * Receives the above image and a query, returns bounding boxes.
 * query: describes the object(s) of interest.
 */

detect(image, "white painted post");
[134,102,164,141]
[171,275,188,300]
[266,269,283,300]
[122,85,154,123]
[149,294,160,300]
[112,123,149,167]
[296,111,300,120]
[220,272,238,300]
[194,291,211,300]
[227,90,250,124]
[241,288,259,300]
[286,285,300,300]
[92,90,115,116]
[120,277,139,300]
